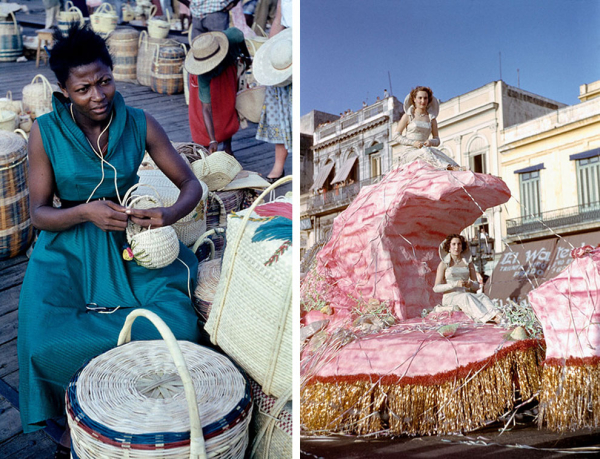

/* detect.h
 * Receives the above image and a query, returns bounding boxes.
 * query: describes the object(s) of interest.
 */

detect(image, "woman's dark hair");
[442,234,467,253]
[50,25,113,87]
[410,86,433,106]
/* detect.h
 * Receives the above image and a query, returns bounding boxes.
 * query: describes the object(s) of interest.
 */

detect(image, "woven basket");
[0,12,23,62]
[249,379,292,459]
[0,131,34,260]
[123,184,180,269]
[90,3,118,37]
[172,141,210,163]
[147,5,171,39]
[191,231,223,320]
[107,27,139,81]
[245,36,267,57]
[150,43,186,95]
[205,176,292,399]
[58,3,85,37]
[137,168,209,247]
[191,151,243,192]
[122,3,135,22]
[22,74,58,119]
[0,91,23,115]
[0,110,17,131]
[136,32,177,87]
[236,86,266,124]
[67,309,252,459]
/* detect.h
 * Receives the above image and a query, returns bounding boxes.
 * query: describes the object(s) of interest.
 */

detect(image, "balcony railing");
[506,202,600,236]
[306,176,382,215]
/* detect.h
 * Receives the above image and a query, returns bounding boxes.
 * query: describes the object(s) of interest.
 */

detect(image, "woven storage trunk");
[150,44,186,95]
[57,2,85,37]
[205,177,292,399]
[67,309,252,459]
[0,12,23,62]
[107,27,139,81]
[249,379,292,459]
[136,168,209,247]
[0,131,34,260]
[90,2,118,38]
[22,74,58,119]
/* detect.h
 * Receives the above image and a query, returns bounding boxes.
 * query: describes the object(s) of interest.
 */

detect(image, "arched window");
[467,136,489,173]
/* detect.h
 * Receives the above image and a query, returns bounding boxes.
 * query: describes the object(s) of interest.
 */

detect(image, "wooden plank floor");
[0,23,292,458]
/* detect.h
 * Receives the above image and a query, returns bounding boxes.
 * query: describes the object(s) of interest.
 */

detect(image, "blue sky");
[300,0,600,115]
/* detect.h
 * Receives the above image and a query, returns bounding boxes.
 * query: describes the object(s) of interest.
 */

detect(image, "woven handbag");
[205,176,292,399]
[147,5,171,39]
[66,309,252,459]
[0,12,23,62]
[22,74,58,119]
[58,2,85,37]
[191,229,224,321]
[0,91,23,115]
[191,151,242,192]
[236,86,266,124]
[123,184,180,269]
[0,110,17,131]
[90,2,118,36]
[137,168,209,247]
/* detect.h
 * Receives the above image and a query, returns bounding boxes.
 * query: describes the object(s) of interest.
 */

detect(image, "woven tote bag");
[191,151,242,192]
[123,184,180,269]
[205,176,292,399]
[147,5,171,39]
[66,309,252,459]
[137,168,209,247]
[0,91,23,115]
[58,2,85,37]
[236,86,266,124]
[0,12,23,62]
[22,74,58,119]
[90,2,118,37]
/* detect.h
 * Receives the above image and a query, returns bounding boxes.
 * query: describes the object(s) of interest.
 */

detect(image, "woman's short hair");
[410,86,433,105]
[50,25,113,87]
[442,233,467,253]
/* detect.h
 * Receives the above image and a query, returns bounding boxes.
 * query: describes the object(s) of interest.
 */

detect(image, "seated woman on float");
[395,86,461,170]
[433,234,502,323]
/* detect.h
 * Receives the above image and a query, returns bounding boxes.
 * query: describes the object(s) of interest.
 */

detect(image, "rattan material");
[22,74,58,119]
[249,380,292,459]
[147,6,171,39]
[67,309,252,459]
[172,141,210,163]
[137,32,179,87]
[107,27,139,82]
[191,151,242,192]
[150,43,186,95]
[206,190,245,231]
[0,131,34,260]
[0,90,23,115]
[236,86,266,124]
[0,12,23,62]
[193,258,222,321]
[136,168,209,246]
[58,3,85,37]
[0,110,16,131]
[244,36,267,57]
[205,177,292,399]
[90,3,118,37]
[123,184,180,269]
[122,3,135,22]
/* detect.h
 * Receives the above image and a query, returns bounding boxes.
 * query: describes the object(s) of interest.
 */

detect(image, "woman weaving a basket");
[18,26,203,454]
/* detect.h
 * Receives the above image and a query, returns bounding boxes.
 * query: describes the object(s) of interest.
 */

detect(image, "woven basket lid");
[159,46,186,59]
[0,130,27,167]
[108,26,139,40]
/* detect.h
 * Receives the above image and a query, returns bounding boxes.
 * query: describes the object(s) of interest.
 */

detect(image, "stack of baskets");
[0,131,34,260]
[107,27,140,82]
[150,43,187,95]
[90,2,118,38]
[0,12,23,62]
[22,74,58,119]
[67,309,253,459]
[57,1,85,37]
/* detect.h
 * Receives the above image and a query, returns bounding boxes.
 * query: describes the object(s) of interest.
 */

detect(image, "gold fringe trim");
[301,347,543,435]
[539,362,600,432]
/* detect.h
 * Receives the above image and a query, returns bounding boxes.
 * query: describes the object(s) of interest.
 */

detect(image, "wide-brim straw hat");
[404,91,440,119]
[253,27,292,87]
[185,31,229,75]
[439,239,472,265]
[222,170,270,190]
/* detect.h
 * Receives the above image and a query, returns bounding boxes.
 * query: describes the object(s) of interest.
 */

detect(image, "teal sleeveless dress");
[17,92,201,433]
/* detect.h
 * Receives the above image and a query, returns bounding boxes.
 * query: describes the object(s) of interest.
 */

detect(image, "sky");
[300,0,600,116]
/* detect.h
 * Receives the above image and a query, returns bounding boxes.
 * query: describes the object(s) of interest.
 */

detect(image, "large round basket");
[191,151,243,192]
[0,131,34,260]
[57,2,85,37]
[136,32,178,87]
[107,27,139,82]
[22,74,58,119]
[147,5,171,39]
[137,168,209,247]
[90,2,118,38]
[67,309,252,459]
[150,44,186,95]
[0,12,23,62]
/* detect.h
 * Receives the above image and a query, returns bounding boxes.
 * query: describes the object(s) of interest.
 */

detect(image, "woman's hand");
[423,140,432,147]
[413,141,424,148]
[126,206,176,229]
[85,200,128,232]
[208,141,218,153]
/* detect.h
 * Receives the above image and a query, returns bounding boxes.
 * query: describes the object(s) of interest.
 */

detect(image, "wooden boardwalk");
[0,24,291,458]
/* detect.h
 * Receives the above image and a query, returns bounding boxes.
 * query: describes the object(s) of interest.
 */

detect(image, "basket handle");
[4,90,12,101]
[207,192,226,227]
[166,7,171,23]
[191,227,225,257]
[148,4,157,19]
[97,2,115,14]
[117,309,207,459]
[8,12,17,32]
[121,182,163,207]
[14,129,29,141]
[69,6,85,26]
[188,24,194,46]
[139,29,148,48]
[250,387,292,457]
[64,0,74,11]
[30,74,54,98]
[254,22,267,38]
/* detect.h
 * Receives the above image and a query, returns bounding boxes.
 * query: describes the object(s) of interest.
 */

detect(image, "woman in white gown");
[433,234,501,323]
[395,86,460,170]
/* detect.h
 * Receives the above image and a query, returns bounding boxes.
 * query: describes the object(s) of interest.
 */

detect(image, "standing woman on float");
[17,25,202,452]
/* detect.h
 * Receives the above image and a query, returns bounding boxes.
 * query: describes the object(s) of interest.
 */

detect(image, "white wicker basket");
[137,168,209,247]
[66,309,252,459]
[22,74,58,119]
[191,151,242,192]
[90,2,118,36]
[0,110,17,131]
[147,5,171,39]
[205,176,292,399]
[0,91,23,115]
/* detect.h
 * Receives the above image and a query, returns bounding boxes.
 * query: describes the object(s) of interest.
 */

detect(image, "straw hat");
[222,170,270,190]
[403,92,440,119]
[185,31,229,75]
[253,28,292,87]
[439,238,471,265]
